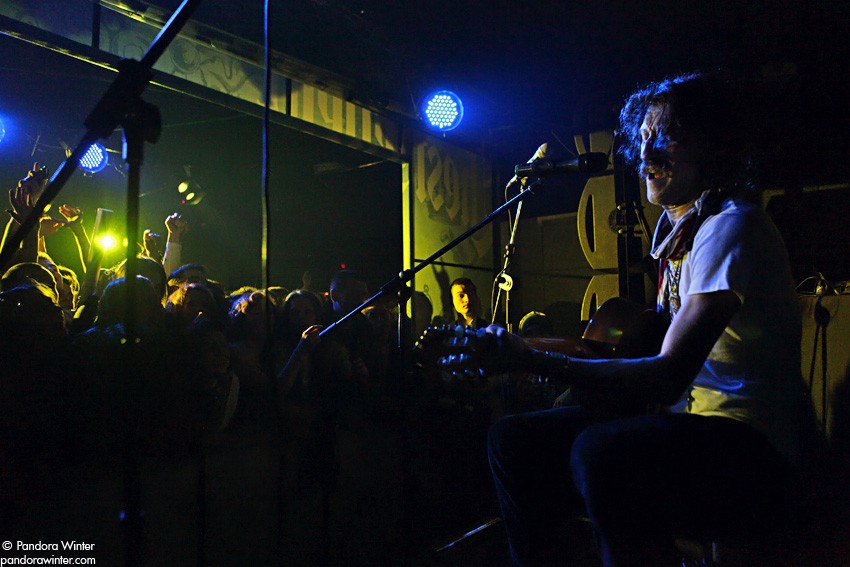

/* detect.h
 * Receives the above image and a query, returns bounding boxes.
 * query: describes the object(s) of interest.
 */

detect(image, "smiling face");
[639,105,703,216]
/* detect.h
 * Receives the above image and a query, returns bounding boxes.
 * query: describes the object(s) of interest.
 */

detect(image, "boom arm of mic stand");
[319,180,542,339]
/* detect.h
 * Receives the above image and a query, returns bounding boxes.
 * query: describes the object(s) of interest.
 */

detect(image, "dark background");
[165,0,850,179]
[2,0,849,289]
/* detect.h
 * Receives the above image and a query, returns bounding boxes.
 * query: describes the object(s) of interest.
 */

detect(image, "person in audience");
[166,282,224,329]
[0,281,65,343]
[518,311,555,338]
[56,264,80,312]
[1,262,57,296]
[323,269,378,386]
[111,255,168,305]
[450,277,487,328]
[167,263,207,294]
[93,275,165,333]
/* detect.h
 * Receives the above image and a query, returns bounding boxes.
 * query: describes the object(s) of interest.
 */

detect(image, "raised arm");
[2,164,48,264]
[162,212,187,277]
[58,204,91,272]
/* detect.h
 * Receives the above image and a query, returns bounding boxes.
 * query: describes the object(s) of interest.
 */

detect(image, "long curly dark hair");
[617,72,756,194]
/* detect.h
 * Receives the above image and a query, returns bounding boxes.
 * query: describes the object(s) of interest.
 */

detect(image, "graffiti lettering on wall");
[99,10,275,110]
[2,0,402,154]
[0,0,89,42]
[413,139,492,267]
[290,83,399,153]
[423,144,461,223]
[414,142,488,227]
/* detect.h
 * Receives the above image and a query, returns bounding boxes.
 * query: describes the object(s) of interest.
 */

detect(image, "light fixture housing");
[422,90,464,132]
[80,143,109,174]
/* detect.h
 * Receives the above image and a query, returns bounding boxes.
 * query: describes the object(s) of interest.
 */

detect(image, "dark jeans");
[488,407,796,566]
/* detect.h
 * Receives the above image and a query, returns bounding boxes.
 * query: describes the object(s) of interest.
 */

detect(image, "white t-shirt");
[676,197,803,462]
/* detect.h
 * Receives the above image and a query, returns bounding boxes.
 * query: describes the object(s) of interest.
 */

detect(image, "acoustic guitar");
[413,297,667,418]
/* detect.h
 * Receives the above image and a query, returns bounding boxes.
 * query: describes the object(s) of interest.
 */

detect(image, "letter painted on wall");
[408,133,493,323]
[290,82,399,153]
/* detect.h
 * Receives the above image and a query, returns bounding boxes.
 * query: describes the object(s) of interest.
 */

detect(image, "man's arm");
[5,184,39,263]
[162,213,187,277]
[489,290,741,406]
[2,164,51,265]
[58,205,91,271]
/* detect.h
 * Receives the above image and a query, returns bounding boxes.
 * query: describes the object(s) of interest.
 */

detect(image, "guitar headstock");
[413,324,499,381]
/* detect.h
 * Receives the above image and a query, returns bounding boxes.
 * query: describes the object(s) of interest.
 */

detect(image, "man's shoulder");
[702,196,771,234]
[715,195,760,216]
[693,196,786,262]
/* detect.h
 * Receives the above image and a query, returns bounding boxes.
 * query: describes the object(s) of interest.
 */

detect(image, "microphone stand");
[319,179,544,366]
[0,2,204,565]
[492,178,532,331]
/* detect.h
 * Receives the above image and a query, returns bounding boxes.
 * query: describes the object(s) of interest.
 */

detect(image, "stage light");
[176,165,204,205]
[96,233,118,251]
[422,90,464,132]
[0,117,6,143]
[181,191,205,206]
[80,143,109,174]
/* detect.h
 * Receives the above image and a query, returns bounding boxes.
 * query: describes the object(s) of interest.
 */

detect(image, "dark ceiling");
[142,0,850,174]
[2,0,849,289]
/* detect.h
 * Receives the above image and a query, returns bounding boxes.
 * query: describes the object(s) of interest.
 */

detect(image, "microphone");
[513,152,609,178]
[505,143,549,188]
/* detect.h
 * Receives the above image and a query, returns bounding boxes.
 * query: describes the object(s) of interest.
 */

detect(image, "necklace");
[667,258,683,315]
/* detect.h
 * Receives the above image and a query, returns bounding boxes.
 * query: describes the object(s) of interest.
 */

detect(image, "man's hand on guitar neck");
[416,323,535,381]
[433,323,561,379]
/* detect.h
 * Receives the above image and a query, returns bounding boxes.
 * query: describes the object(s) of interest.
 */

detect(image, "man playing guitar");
[474,73,811,565]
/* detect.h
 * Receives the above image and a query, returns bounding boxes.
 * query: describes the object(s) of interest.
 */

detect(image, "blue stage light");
[80,143,109,174]
[422,90,464,132]
[0,117,6,143]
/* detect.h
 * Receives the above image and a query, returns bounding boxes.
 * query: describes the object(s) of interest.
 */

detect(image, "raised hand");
[58,204,82,224]
[164,212,188,242]
[55,204,91,270]
[299,324,323,351]
[19,162,49,200]
[39,216,65,237]
[7,163,49,223]
[143,229,164,260]
[7,184,35,223]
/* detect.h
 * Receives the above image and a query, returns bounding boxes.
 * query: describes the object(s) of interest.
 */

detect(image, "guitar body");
[525,297,667,418]
[523,297,666,360]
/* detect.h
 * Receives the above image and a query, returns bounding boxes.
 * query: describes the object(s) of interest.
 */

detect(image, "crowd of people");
[0,164,526,563]
[0,163,445,562]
